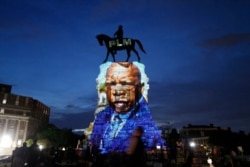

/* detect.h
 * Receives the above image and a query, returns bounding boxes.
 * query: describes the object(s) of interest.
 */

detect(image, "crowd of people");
[12,140,40,167]
[12,141,79,167]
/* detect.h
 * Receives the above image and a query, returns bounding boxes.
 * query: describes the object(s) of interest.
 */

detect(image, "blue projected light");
[90,62,166,154]
[91,97,166,154]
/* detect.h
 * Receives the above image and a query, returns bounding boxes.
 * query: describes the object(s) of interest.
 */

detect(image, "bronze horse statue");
[96,34,146,62]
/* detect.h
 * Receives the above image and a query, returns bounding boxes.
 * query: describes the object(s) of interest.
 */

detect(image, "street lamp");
[0,135,12,148]
[207,157,213,167]
[189,141,196,148]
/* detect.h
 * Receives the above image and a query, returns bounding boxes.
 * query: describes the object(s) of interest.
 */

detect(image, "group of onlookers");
[12,140,40,167]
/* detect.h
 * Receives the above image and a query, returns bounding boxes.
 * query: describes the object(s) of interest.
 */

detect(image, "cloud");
[49,100,96,129]
[148,65,250,132]
[200,33,250,47]
[50,100,96,115]
[50,111,94,129]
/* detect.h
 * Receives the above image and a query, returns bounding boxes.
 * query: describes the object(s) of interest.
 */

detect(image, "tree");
[26,123,83,149]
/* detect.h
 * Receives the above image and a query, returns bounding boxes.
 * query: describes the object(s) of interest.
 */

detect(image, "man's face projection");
[105,62,142,114]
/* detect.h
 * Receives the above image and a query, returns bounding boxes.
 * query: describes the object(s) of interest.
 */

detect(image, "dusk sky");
[1,0,250,133]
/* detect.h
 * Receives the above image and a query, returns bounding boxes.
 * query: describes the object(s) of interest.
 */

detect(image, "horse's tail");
[135,40,146,54]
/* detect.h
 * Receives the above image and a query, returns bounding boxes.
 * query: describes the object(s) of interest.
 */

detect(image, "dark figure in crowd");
[50,146,57,165]
[27,139,40,167]
[126,126,146,167]
[12,142,29,167]
[183,148,194,167]
[226,150,239,167]
[85,142,99,164]
[114,25,123,46]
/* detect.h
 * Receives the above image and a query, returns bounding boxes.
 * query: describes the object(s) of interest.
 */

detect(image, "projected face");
[105,62,142,113]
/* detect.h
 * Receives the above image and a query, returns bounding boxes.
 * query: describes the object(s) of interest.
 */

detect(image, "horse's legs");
[126,50,131,62]
[132,48,141,61]
[103,51,109,63]
[111,51,116,62]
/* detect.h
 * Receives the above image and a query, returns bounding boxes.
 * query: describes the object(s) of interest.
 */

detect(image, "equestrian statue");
[96,33,146,63]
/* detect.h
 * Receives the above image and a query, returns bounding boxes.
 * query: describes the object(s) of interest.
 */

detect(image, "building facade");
[0,83,50,155]
[181,124,230,145]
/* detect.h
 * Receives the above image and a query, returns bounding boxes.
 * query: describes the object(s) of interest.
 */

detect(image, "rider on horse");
[114,25,123,47]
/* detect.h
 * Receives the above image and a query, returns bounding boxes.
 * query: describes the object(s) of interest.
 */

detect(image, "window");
[15,96,19,105]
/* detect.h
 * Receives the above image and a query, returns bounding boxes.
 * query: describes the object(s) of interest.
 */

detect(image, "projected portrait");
[90,62,165,154]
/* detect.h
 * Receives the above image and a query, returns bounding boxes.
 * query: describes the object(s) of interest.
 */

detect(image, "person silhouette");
[28,139,40,167]
[114,25,123,46]
[126,126,146,167]
[12,142,29,167]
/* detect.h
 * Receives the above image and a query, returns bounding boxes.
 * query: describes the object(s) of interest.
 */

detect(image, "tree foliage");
[29,123,83,148]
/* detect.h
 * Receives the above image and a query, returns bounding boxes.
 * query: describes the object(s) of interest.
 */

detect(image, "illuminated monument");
[88,27,166,154]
